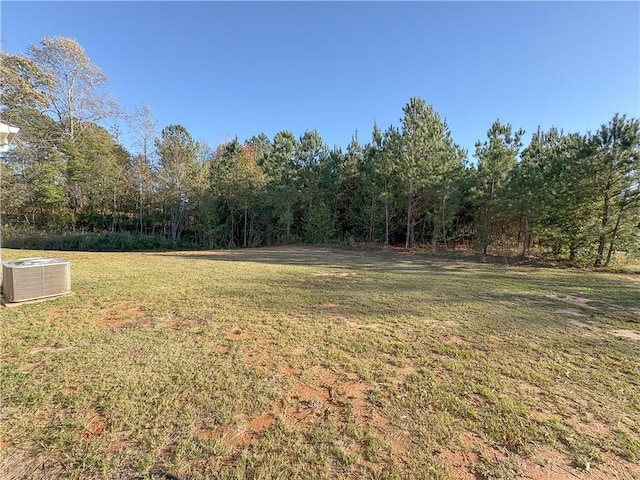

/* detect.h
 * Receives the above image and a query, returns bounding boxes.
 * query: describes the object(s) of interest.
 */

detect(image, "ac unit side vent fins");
[2,258,71,303]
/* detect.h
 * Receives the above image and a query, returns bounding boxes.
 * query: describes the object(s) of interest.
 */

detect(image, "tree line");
[1,37,639,266]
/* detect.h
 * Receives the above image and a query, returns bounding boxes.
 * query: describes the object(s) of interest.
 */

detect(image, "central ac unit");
[2,258,71,303]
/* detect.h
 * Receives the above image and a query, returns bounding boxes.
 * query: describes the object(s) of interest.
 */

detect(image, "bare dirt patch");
[0,436,14,450]
[371,413,390,429]
[282,374,383,431]
[241,337,277,368]
[567,318,590,328]
[105,432,129,454]
[548,294,599,311]
[308,365,339,386]
[444,335,472,346]
[226,327,254,340]
[253,337,271,348]
[277,363,299,375]
[568,412,611,439]
[610,329,640,341]
[81,412,109,441]
[291,383,330,402]
[45,310,68,325]
[246,413,276,433]
[388,361,418,384]
[440,449,478,480]
[338,382,371,425]
[337,382,370,400]
[438,432,640,480]
[97,302,152,329]
[195,423,254,449]
[445,432,526,480]
[520,445,573,480]
[564,295,594,307]
[524,445,640,480]
[516,381,543,397]
[386,432,411,462]
[195,426,226,440]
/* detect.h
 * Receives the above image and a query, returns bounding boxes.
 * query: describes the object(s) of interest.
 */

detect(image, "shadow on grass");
[158,246,639,324]
[158,245,557,271]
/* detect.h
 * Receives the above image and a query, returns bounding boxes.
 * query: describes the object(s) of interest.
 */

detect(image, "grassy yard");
[1,246,639,480]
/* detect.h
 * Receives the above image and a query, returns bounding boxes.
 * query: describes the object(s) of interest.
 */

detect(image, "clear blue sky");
[2,1,639,159]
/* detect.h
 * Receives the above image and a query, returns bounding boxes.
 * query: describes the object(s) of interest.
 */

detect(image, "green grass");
[1,246,639,479]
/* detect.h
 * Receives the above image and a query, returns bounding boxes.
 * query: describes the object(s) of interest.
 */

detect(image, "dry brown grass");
[1,246,639,479]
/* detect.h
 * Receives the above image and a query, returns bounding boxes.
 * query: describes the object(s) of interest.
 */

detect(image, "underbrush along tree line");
[1,36,639,266]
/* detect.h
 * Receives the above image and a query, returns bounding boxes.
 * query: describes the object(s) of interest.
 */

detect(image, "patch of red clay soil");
[309,365,339,386]
[0,436,14,449]
[283,383,333,426]
[254,337,271,347]
[242,350,260,365]
[388,361,418,385]
[524,445,640,480]
[296,366,381,428]
[195,426,226,440]
[291,383,330,402]
[338,381,369,399]
[81,412,108,441]
[371,413,390,429]
[439,450,478,480]
[196,425,252,448]
[568,412,612,439]
[440,431,500,480]
[523,446,573,480]
[437,432,640,480]
[444,335,472,346]
[226,327,254,340]
[242,337,278,368]
[277,363,299,375]
[385,431,411,462]
[46,310,67,324]
[97,302,152,329]
[105,431,130,454]
[337,381,372,424]
[246,413,276,433]
[516,381,543,397]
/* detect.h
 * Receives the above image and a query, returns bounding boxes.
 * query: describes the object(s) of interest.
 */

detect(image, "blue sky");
[1,1,639,159]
